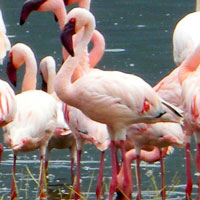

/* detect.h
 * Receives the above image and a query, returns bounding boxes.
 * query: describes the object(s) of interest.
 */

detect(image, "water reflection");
[0,0,198,199]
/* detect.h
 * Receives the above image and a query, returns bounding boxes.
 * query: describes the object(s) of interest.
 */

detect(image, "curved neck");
[89,30,105,68]
[54,6,67,30]
[196,0,200,11]
[21,50,37,92]
[55,20,94,106]
[40,0,67,30]
[47,66,56,94]
[78,0,91,10]
[178,43,200,84]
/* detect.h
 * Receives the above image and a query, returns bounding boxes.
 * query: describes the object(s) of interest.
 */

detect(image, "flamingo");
[3,43,62,200]
[22,1,106,195]
[39,55,110,199]
[0,9,11,64]
[172,1,200,197]
[0,79,17,163]
[120,64,184,200]
[39,56,76,181]
[175,42,200,199]
[55,8,183,200]
[172,0,200,66]
[0,9,16,163]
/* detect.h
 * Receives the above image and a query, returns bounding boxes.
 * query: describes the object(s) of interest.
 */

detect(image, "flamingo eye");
[70,18,76,23]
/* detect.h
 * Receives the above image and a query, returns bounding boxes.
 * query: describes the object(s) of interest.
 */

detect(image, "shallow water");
[0,0,198,199]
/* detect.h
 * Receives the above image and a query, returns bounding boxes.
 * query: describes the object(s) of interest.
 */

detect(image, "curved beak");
[7,55,17,87]
[60,18,76,57]
[20,0,47,25]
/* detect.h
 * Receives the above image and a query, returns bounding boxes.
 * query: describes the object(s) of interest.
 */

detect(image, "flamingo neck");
[196,0,200,11]
[89,30,105,68]
[78,0,91,10]
[179,44,200,84]
[21,50,37,92]
[46,64,56,94]
[54,6,67,30]
[55,19,94,106]
[72,48,90,82]
[39,0,67,30]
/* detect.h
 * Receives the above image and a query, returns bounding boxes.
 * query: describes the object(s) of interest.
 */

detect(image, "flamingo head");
[60,18,76,57]
[60,8,95,57]
[7,52,17,87]
[7,45,25,87]
[20,0,48,25]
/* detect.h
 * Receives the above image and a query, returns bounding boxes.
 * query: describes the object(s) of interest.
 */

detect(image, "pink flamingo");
[0,9,16,162]
[55,8,183,200]
[0,79,17,162]
[172,2,200,197]
[39,56,76,181]
[40,55,110,199]
[177,42,200,199]
[0,9,11,64]
[3,43,60,200]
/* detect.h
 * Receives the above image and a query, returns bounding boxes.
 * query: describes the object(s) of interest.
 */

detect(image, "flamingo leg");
[44,160,49,173]
[109,140,118,200]
[185,142,193,199]
[159,148,166,200]
[136,153,142,200]
[96,151,105,200]
[195,143,200,198]
[0,144,3,164]
[71,156,75,184]
[11,152,17,200]
[120,140,132,199]
[39,154,46,199]
[74,149,82,200]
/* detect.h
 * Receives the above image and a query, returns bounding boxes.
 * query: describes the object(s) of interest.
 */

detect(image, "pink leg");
[44,160,49,173]
[195,143,200,199]
[120,140,132,199]
[115,150,120,174]
[159,149,166,200]
[11,152,17,200]
[74,149,82,200]
[109,140,118,200]
[71,156,75,184]
[185,142,192,199]
[96,151,105,200]
[39,155,46,199]
[0,144,3,164]
[136,154,142,200]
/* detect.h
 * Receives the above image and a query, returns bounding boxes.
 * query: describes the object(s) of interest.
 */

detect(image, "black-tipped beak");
[6,56,17,87]
[40,74,47,92]
[60,18,76,57]
[20,0,47,25]
[63,0,69,6]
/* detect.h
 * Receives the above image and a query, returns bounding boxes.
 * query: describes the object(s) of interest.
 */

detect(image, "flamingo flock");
[0,0,200,200]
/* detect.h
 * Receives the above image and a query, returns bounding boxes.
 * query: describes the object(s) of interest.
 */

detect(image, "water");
[0,0,198,199]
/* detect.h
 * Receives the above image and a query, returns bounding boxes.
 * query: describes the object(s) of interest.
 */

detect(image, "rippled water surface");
[0,0,198,199]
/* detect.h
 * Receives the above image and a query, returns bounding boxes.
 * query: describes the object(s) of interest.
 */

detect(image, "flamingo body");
[3,90,57,152]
